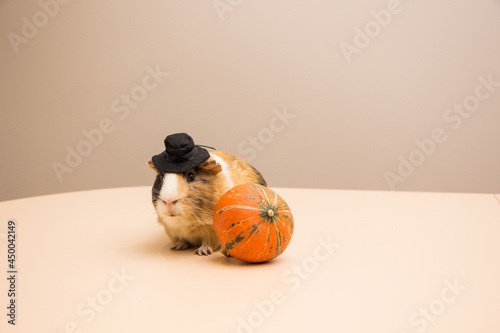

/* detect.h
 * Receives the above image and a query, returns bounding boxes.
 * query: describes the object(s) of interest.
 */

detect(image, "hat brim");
[152,148,210,173]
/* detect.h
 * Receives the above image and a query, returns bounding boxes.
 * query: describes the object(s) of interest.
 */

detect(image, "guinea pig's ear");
[200,158,222,175]
[147,160,158,173]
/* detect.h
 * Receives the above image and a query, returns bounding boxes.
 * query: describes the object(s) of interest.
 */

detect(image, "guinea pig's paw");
[194,245,213,256]
[171,241,191,251]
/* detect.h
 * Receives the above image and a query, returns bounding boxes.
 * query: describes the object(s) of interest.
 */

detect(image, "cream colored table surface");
[1,187,499,333]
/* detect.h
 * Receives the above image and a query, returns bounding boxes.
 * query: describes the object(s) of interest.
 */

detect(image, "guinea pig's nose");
[163,198,179,205]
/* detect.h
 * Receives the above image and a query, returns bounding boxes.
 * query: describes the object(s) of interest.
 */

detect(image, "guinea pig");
[148,151,266,256]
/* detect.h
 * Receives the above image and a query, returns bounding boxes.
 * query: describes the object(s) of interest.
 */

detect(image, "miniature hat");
[152,133,213,173]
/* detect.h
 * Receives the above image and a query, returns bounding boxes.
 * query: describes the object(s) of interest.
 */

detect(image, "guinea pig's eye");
[186,171,196,183]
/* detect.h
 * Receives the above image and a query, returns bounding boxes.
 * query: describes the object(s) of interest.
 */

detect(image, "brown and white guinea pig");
[148,151,266,256]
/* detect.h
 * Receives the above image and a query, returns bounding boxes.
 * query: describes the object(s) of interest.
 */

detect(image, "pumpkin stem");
[267,209,274,217]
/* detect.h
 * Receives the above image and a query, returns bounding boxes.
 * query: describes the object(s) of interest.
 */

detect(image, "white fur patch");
[162,215,189,231]
[159,173,179,202]
[211,153,234,189]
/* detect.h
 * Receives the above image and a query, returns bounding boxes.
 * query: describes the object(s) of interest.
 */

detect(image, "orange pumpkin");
[213,184,294,263]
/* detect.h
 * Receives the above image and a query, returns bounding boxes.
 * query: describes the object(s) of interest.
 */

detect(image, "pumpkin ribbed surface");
[213,184,294,263]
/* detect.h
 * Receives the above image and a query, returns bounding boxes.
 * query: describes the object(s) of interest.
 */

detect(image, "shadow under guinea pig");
[131,224,277,266]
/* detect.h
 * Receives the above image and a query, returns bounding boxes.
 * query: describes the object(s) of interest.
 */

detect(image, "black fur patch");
[250,165,267,186]
[152,172,165,204]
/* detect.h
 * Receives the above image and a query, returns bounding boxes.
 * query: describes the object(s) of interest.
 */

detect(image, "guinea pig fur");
[148,151,267,256]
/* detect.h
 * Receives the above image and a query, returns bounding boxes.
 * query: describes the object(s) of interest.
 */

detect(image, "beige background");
[1,0,500,201]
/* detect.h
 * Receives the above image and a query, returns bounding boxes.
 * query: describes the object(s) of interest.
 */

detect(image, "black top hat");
[152,133,212,173]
